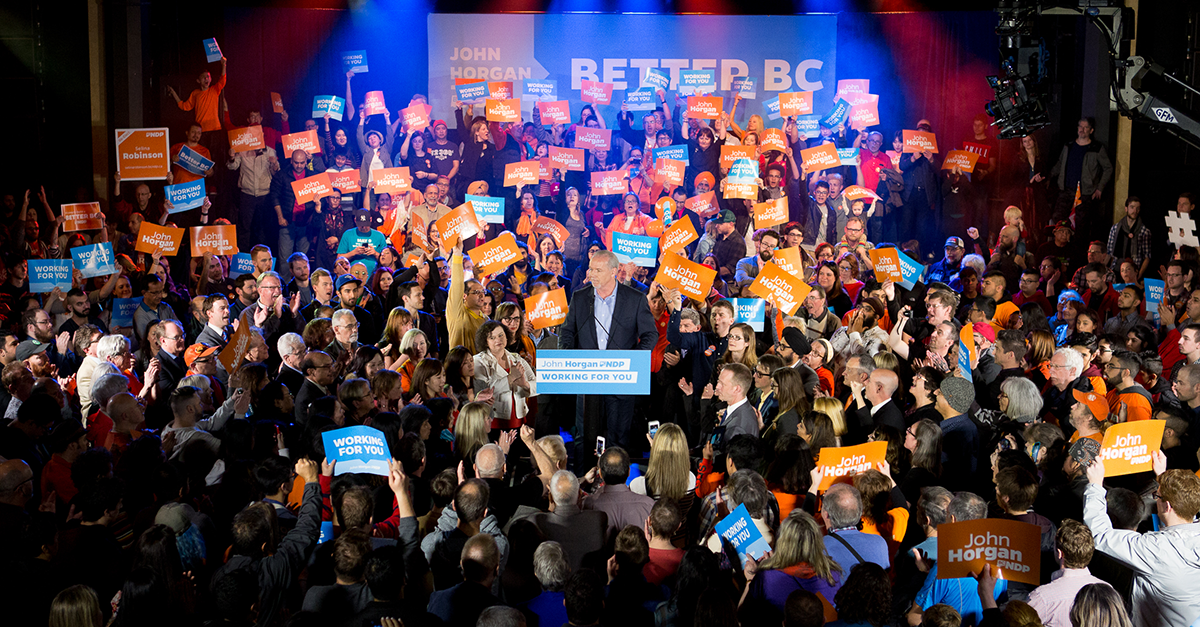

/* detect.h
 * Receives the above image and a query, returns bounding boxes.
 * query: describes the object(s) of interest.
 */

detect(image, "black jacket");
[559,282,657,351]
[268,168,318,227]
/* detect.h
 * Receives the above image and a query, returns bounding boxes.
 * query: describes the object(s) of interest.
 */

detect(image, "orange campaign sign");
[870,248,902,283]
[282,130,322,156]
[411,212,430,252]
[656,253,717,301]
[660,218,699,252]
[219,320,254,373]
[364,91,387,116]
[228,125,265,153]
[778,91,814,116]
[574,127,611,150]
[760,128,788,153]
[434,203,483,248]
[61,203,105,232]
[815,441,887,491]
[686,96,723,120]
[686,191,718,218]
[115,128,171,181]
[590,170,628,196]
[656,158,687,187]
[525,288,570,330]
[942,150,980,173]
[937,518,1043,586]
[749,261,810,315]
[549,147,585,172]
[1100,420,1165,477]
[720,145,756,169]
[373,167,412,194]
[486,98,521,123]
[328,170,361,193]
[504,161,540,187]
[401,104,431,131]
[580,79,613,105]
[538,158,553,181]
[960,324,977,367]
[753,197,789,228]
[271,92,284,114]
[800,143,841,173]
[191,225,238,256]
[843,185,882,204]
[724,181,757,201]
[849,100,881,130]
[471,231,523,276]
[537,100,571,124]
[290,172,335,204]
[771,248,805,277]
[532,216,570,247]
[134,223,185,256]
[902,130,939,153]
[487,81,514,100]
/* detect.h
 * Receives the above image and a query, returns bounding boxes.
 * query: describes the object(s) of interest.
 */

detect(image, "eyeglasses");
[754,370,771,377]
[468,289,486,296]
[1153,490,1162,501]
[164,335,184,341]
[260,284,282,291]
[1047,364,1070,370]
[35,319,52,327]
[502,316,521,322]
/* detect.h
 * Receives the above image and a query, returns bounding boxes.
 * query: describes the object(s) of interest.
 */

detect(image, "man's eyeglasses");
[468,289,486,296]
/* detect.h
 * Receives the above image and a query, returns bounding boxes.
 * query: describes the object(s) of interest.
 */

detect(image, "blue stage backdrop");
[427,14,838,129]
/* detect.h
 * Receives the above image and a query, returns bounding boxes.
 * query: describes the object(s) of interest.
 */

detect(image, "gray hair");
[277,332,306,357]
[549,469,580,508]
[178,374,212,392]
[256,270,282,286]
[591,250,619,271]
[1000,377,1043,421]
[332,309,357,327]
[96,335,129,362]
[949,491,987,523]
[822,483,864,529]
[532,541,570,591]
[961,253,986,278]
[91,362,120,381]
[476,606,526,627]
[917,486,954,529]
[92,373,130,409]
[680,308,703,328]
[474,443,505,479]
[1053,347,1086,380]
[727,469,772,520]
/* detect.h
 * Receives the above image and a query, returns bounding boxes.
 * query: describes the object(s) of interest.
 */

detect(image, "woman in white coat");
[473,320,536,430]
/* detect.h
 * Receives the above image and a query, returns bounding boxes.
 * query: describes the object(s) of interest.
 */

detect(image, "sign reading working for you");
[536,350,651,395]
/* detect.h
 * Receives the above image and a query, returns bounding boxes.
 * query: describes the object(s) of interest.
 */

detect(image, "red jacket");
[1082,287,1121,322]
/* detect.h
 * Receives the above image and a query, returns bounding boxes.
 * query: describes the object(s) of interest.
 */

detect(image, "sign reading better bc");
[536,350,650,395]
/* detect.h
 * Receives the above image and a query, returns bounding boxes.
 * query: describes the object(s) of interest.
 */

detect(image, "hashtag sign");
[1166,211,1199,248]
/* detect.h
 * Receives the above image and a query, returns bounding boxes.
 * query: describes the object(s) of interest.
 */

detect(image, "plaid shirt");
[1106,219,1152,268]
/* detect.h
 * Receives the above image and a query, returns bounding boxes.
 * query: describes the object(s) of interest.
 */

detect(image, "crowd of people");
[1,43,1198,627]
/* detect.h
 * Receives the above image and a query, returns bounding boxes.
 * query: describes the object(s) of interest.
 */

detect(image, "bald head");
[0,460,33,506]
[461,533,501,584]
[1000,225,1020,249]
[549,469,580,508]
[867,369,899,405]
[474,443,505,479]
[107,392,142,429]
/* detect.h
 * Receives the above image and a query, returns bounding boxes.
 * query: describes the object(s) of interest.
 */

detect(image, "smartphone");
[1069,438,1101,467]
[710,425,727,446]
[236,388,246,395]
[648,421,661,438]
[594,436,606,457]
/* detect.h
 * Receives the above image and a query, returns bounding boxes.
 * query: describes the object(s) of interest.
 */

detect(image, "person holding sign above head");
[228,131,278,247]
[268,150,317,262]
[897,122,940,253]
[168,56,227,150]
[559,249,657,469]
[1083,449,1200,627]
[357,110,396,207]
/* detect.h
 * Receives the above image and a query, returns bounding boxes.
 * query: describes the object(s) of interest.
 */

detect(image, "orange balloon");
[646,219,665,237]
[655,197,675,220]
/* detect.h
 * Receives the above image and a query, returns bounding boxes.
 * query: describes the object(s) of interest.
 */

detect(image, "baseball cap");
[15,340,48,362]
[336,274,362,291]
[716,209,736,224]
[1072,388,1109,422]
[1054,221,1074,234]
[184,344,218,368]
[155,502,198,535]
[354,209,371,225]
[944,236,964,249]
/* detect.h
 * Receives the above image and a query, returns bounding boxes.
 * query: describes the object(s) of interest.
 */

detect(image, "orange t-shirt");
[1107,389,1153,422]
[177,74,227,132]
[1069,431,1104,445]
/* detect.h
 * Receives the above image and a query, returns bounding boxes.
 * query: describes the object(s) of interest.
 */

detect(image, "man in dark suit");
[275,332,306,395]
[856,368,905,440]
[715,363,758,441]
[559,250,658,470]
[239,272,306,373]
[196,294,232,386]
[531,470,608,572]
[295,351,335,428]
[396,281,440,358]
[426,533,501,627]
[149,320,188,428]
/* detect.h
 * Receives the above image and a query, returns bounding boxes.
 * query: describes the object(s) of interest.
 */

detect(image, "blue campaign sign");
[653,145,689,166]
[820,98,852,128]
[318,521,335,545]
[612,232,659,267]
[795,114,821,135]
[523,78,558,101]
[762,96,782,120]
[342,50,369,73]
[428,14,836,130]
[176,145,214,176]
[536,350,651,395]
[728,158,759,184]
[70,243,116,279]
[642,67,671,90]
[203,38,222,63]
[111,297,142,328]
[714,503,772,566]
[731,76,758,99]
[625,88,657,112]
[896,249,923,290]
[838,147,860,166]
[455,82,488,105]
[165,179,206,213]
[29,260,72,293]
[678,69,716,94]
[958,340,973,382]
[730,298,766,332]
[323,425,392,476]
[312,95,347,122]
[1145,278,1165,322]
[467,195,505,224]
[228,253,256,279]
